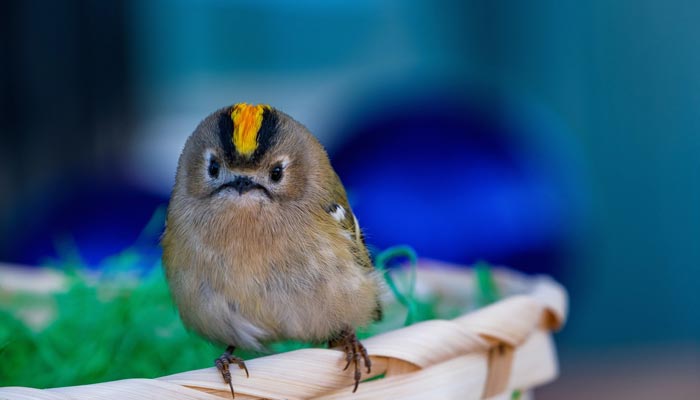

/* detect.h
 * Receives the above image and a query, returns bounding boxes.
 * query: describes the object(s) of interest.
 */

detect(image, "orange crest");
[231,103,270,157]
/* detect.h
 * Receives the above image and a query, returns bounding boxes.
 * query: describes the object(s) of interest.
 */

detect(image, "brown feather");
[162,106,382,350]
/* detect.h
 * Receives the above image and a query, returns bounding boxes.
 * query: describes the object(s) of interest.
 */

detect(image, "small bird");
[162,103,382,396]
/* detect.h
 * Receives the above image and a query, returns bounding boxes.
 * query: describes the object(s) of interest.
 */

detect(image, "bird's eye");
[208,158,220,178]
[270,165,283,182]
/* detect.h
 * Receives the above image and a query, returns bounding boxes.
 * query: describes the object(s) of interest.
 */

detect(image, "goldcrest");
[162,103,382,396]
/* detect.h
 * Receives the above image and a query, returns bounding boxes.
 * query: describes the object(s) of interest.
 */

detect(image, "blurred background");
[1,0,698,398]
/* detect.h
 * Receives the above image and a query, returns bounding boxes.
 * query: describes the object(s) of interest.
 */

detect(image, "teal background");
[1,1,698,397]
[125,0,700,347]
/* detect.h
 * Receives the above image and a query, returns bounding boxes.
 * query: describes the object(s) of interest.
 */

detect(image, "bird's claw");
[215,346,249,399]
[338,331,371,392]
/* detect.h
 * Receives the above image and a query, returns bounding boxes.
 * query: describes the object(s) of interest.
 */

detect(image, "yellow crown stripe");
[231,103,270,157]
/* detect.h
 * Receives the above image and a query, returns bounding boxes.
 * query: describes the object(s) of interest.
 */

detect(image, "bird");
[161,103,382,397]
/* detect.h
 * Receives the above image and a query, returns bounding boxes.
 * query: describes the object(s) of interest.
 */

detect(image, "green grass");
[0,243,490,388]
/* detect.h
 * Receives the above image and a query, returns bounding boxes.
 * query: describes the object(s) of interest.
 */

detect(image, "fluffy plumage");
[162,104,381,394]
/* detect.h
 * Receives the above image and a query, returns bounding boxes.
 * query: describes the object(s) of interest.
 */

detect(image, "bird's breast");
[164,208,379,348]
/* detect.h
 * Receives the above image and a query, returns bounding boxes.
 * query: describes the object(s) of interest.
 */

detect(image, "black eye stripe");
[216,111,236,164]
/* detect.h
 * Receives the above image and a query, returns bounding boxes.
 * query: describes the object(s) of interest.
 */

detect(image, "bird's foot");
[332,329,371,393]
[215,346,249,399]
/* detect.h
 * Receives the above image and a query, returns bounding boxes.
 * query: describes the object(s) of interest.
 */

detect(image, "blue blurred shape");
[6,177,167,270]
[332,90,583,275]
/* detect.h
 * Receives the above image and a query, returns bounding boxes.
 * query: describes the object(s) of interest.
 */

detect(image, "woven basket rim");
[0,261,568,400]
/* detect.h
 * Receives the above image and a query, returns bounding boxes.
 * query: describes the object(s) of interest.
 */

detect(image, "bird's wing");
[325,174,381,320]
[325,201,382,321]
[325,203,367,251]
[324,173,369,256]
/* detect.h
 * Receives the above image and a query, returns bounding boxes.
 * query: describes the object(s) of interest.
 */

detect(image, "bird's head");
[172,103,330,217]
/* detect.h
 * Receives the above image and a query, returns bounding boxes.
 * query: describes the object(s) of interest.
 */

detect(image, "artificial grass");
[0,239,493,389]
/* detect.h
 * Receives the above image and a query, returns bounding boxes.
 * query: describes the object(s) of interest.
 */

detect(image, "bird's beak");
[220,176,259,195]
[211,175,272,199]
